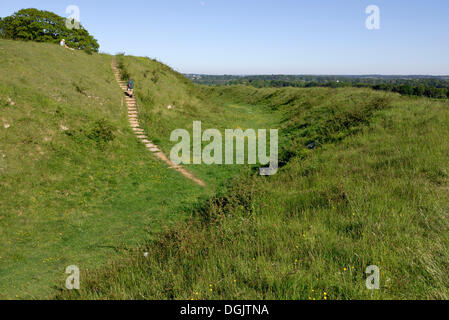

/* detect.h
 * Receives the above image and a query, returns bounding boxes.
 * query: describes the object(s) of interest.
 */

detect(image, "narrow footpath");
[111,59,206,187]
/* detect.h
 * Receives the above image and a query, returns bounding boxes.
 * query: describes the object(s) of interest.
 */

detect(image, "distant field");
[186,74,449,99]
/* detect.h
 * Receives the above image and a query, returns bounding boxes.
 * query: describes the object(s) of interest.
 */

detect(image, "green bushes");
[87,119,116,146]
[117,58,131,81]
[64,119,116,149]
[83,47,94,55]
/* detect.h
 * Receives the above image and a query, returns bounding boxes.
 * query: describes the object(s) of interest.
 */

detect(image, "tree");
[413,85,425,97]
[398,84,414,96]
[433,88,448,99]
[0,8,99,52]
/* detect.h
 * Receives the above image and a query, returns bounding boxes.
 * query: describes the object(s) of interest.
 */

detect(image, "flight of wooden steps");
[111,58,206,187]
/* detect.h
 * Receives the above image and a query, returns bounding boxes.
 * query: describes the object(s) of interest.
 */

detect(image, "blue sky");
[1,0,448,75]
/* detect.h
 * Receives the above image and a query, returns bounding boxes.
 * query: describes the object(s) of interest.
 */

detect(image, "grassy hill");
[61,84,449,299]
[114,54,279,183]
[2,40,449,300]
[0,40,275,299]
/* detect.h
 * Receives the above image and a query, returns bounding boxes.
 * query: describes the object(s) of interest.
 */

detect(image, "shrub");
[117,60,130,81]
[87,119,116,147]
[83,47,93,55]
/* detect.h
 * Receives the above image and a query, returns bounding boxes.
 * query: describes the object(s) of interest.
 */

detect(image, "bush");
[83,47,93,55]
[0,8,99,52]
[117,60,130,81]
[87,119,116,147]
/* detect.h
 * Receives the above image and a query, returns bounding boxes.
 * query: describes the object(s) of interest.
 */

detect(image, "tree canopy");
[0,8,99,52]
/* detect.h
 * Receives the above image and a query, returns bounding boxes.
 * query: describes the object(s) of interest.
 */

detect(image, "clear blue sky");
[1,0,449,75]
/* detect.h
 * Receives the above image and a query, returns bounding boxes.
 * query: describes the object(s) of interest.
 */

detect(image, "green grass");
[3,40,449,300]
[60,85,449,300]
[114,55,279,184]
[0,41,276,299]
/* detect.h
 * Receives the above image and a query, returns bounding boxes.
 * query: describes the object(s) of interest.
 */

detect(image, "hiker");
[127,78,134,97]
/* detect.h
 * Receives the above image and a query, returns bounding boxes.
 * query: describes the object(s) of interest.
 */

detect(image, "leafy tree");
[0,8,99,52]
[433,88,448,99]
[398,84,414,96]
[414,85,425,96]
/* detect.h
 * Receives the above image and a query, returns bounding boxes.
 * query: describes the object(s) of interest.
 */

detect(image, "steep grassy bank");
[0,40,199,298]
[0,41,278,299]
[60,86,449,299]
[114,55,280,184]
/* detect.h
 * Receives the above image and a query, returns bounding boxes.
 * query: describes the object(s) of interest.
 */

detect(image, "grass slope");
[3,40,449,300]
[114,55,279,183]
[0,41,276,299]
[61,86,449,300]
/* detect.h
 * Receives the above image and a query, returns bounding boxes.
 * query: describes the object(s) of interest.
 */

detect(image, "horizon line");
[182,73,449,77]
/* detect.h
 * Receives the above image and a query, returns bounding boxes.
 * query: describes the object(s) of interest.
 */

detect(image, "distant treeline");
[185,74,449,99]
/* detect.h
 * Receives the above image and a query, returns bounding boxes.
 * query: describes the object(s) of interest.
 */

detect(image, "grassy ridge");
[3,40,449,300]
[0,41,202,298]
[114,55,280,184]
[60,86,449,299]
[0,41,278,299]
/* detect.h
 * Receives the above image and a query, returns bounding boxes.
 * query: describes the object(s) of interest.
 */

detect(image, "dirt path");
[111,59,206,187]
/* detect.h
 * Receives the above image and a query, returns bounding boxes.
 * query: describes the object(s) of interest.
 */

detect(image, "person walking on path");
[127,78,134,97]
